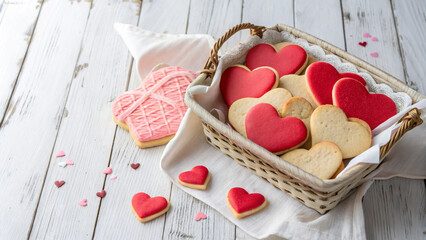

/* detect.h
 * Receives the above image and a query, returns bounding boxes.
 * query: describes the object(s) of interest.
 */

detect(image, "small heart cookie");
[246,43,308,77]
[274,42,318,74]
[131,192,170,223]
[228,88,292,137]
[279,74,318,108]
[220,65,279,106]
[332,78,397,130]
[227,187,267,219]
[245,103,308,154]
[306,62,366,105]
[310,105,372,158]
[280,142,343,179]
[178,165,211,190]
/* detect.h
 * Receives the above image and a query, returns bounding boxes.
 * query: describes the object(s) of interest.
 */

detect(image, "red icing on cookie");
[178,166,209,185]
[246,44,308,77]
[306,62,367,105]
[131,192,169,218]
[333,78,397,130]
[227,187,265,213]
[245,103,307,153]
[220,66,278,106]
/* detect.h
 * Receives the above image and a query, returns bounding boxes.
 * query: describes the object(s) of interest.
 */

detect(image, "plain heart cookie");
[332,78,397,130]
[280,142,343,179]
[306,62,366,105]
[220,65,279,106]
[178,165,211,190]
[228,88,292,137]
[245,103,308,154]
[279,74,318,108]
[112,66,196,148]
[310,105,372,158]
[246,43,308,77]
[274,42,318,74]
[131,192,170,223]
[227,187,267,219]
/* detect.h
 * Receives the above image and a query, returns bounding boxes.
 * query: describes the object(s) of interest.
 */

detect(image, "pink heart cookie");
[112,66,196,148]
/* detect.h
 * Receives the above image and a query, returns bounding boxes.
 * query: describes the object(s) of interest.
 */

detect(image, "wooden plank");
[294,0,345,49]
[0,1,91,239]
[93,1,191,239]
[28,0,141,239]
[161,1,242,239]
[0,0,42,123]
[392,0,426,95]
[341,0,405,80]
[363,178,425,240]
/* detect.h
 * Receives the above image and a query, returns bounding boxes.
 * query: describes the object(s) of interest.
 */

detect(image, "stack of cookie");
[221,43,397,180]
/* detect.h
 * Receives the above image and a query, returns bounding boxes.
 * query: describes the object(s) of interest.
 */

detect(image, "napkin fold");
[115,23,426,240]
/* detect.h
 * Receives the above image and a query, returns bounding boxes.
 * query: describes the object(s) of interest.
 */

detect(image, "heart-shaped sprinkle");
[195,211,207,221]
[103,167,112,175]
[110,175,117,180]
[130,163,140,170]
[370,52,379,58]
[227,187,267,218]
[363,33,371,38]
[358,41,367,47]
[96,190,106,198]
[56,150,65,158]
[54,180,65,188]
[178,166,210,190]
[371,37,378,41]
[131,192,170,223]
[66,159,74,165]
[78,198,87,207]
[58,161,67,168]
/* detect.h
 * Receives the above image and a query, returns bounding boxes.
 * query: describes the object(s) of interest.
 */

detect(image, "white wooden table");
[0,0,424,239]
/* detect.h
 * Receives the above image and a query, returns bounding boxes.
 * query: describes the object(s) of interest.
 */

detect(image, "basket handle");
[200,23,266,78]
[379,108,423,158]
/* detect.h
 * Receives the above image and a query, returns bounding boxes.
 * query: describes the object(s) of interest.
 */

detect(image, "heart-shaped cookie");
[280,142,343,179]
[274,42,318,74]
[112,66,196,148]
[228,88,292,137]
[306,62,366,105]
[131,192,170,223]
[245,103,308,154]
[227,187,267,219]
[279,74,318,108]
[332,78,397,130]
[220,65,279,106]
[310,105,372,158]
[246,43,308,77]
[178,165,211,190]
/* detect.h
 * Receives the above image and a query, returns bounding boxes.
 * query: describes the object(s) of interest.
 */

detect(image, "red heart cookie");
[131,192,170,223]
[246,44,308,77]
[178,165,210,190]
[306,62,367,105]
[227,187,267,219]
[245,103,308,154]
[220,65,279,106]
[332,78,397,130]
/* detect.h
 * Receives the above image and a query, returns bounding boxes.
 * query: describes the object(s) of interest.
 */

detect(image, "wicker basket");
[184,23,424,214]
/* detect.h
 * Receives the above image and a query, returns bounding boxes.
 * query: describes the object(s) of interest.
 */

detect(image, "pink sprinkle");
[110,175,117,180]
[103,167,112,175]
[66,159,74,165]
[56,150,65,158]
[370,52,379,58]
[78,198,87,207]
[363,33,371,38]
[371,37,378,41]
[195,211,207,221]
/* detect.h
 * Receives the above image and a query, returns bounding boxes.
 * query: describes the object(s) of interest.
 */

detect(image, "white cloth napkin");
[115,23,426,240]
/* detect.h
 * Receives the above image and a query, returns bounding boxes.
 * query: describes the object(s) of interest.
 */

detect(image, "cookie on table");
[131,192,170,223]
[246,43,308,77]
[228,88,292,137]
[274,41,318,74]
[178,165,211,190]
[227,187,267,219]
[220,65,279,106]
[310,105,372,159]
[280,142,343,180]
